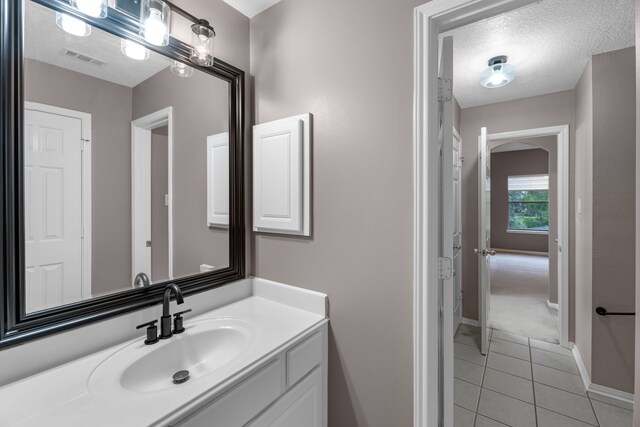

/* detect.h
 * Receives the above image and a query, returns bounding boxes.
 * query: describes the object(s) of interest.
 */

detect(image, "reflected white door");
[452,131,463,333]
[439,35,455,427]
[25,109,83,312]
[477,127,493,355]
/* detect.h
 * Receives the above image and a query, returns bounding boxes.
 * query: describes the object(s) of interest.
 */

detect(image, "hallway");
[453,325,633,426]
[489,253,558,343]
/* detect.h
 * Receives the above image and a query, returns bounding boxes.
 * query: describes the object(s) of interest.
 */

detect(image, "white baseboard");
[571,343,634,405]
[461,317,479,327]
[547,300,559,311]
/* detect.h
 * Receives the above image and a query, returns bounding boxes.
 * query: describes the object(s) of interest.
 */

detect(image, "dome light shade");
[480,56,516,88]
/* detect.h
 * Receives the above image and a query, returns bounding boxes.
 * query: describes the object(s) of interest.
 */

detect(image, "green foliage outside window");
[508,190,549,231]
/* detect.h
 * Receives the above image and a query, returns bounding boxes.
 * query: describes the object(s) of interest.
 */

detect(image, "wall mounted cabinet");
[253,114,312,236]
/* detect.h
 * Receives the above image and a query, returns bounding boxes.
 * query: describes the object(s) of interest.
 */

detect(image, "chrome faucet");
[133,272,150,288]
[160,284,184,339]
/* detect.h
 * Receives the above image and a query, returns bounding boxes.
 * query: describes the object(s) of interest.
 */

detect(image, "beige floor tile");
[486,352,532,380]
[537,407,596,427]
[474,414,509,426]
[454,404,476,427]
[477,388,536,427]
[455,358,485,386]
[531,348,579,374]
[482,368,534,403]
[530,338,572,357]
[534,383,597,425]
[454,378,481,412]
[591,399,633,427]
[455,342,487,366]
[532,363,586,396]
[489,338,531,361]
[491,329,529,346]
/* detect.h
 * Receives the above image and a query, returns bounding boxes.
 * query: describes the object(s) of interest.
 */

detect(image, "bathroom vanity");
[0,279,328,427]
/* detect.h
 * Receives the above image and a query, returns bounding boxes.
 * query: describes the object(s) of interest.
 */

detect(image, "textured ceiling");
[222,0,281,18]
[25,1,170,88]
[444,0,635,108]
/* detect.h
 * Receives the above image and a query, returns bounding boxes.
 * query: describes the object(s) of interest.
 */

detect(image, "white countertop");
[0,279,327,427]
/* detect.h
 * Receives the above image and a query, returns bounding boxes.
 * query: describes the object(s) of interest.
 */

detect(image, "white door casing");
[131,107,173,283]
[477,127,493,355]
[24,107,89,312]
[452,130,463,333]
[438,35,455,427]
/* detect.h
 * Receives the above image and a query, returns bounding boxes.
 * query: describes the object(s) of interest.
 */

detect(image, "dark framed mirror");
[0,0,245,348]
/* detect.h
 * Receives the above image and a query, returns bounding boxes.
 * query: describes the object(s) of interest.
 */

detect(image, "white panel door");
[477,127,494,355]
[452,131,463,333]
[253,119,303,232]
[25,109,83,313]
[207,133,229,227]
[439,35,455,427]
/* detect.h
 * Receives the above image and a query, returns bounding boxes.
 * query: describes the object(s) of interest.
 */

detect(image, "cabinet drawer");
[177,360,282,427]
[286,333,322,387]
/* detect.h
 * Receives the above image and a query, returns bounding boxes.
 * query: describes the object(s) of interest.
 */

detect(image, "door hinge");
[438,257,453,280]
[438,78,452,102]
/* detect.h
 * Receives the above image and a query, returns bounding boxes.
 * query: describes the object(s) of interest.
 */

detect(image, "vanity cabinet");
[172,323,327,427]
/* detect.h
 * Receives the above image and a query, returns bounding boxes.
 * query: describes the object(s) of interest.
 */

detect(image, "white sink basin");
[88,317,255,397]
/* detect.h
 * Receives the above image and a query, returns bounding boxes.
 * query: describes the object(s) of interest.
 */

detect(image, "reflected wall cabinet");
[253,114,312,236]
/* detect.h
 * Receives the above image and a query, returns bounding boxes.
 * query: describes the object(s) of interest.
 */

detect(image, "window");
[508,174,549,232]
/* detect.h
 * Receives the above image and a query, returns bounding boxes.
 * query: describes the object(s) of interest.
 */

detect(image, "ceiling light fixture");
[69,0,107,18]
[170,60,194,78]
[55,12,91,37]
[121,39,150,60]
[480,56,516,89]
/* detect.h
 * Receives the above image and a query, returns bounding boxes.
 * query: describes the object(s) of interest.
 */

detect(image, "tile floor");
[453,324,634,427]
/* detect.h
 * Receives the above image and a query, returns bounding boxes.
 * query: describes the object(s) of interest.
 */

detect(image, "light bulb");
[70,0,107,18]
[489,72,507,87]
[143,8,168,46]
[121,39,149,61]
[171,60,194,78]
[56,12,91,37]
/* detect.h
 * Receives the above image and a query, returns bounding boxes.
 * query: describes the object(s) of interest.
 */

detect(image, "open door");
[477,127,495,355]
[439,35,455,427]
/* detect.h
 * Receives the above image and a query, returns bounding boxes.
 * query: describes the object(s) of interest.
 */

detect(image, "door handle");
[453,244,462,249]
[474,249,496,256]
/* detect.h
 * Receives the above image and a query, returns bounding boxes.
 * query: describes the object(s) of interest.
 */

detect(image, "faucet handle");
[173,309,192,334]
[136,320,159,345]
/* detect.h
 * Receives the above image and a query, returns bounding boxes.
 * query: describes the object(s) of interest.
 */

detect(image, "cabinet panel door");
[247,368,322,427]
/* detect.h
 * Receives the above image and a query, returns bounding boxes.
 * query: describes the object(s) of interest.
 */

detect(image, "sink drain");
[173,370,190,384]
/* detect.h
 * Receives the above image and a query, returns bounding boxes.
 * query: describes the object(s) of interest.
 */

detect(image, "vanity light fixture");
[55,12,91,37]
[121,39,150,60]
[69,0,107,18]
[480,55,516,88]
[136,0,217,66]
[139,0,171,46]
[170,60,194,78]
[189,20,216,67]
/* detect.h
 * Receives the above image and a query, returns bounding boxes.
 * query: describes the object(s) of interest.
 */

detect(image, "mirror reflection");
[23,1,230,314]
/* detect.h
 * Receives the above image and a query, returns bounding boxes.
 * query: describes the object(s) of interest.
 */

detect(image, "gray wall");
[459,91,576,331]
[574,59,594,379]
[590,47,636,393]
[24,59,133,297]
[635,0,640,420]
[250,0,421,424]
[151,126,169,281]
[132,68,230,277]
[490,147,550,253]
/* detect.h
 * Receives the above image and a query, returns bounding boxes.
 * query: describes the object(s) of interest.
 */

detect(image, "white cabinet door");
[247,368,323,427]
[253,114,311,236]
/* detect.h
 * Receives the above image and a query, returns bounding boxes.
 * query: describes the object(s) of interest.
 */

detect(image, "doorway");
[131,107,174,284]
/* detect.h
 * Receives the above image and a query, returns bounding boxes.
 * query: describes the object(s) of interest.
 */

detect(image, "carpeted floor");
[489,253,559,343]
